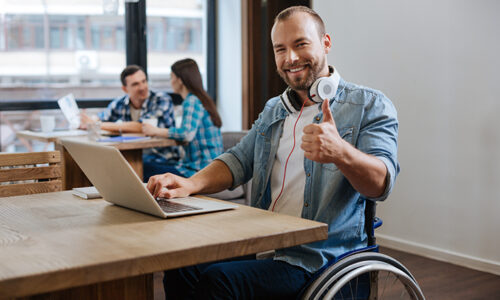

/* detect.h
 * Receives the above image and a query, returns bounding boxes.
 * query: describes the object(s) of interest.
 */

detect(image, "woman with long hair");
[142,58,223,180]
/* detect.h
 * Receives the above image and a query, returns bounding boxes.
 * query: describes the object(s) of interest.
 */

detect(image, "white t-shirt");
[130,106,141,122]
[269,104,320,217]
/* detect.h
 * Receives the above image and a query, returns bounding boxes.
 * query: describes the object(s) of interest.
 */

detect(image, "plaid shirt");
[98,90,179,160]
[168,93,223,177]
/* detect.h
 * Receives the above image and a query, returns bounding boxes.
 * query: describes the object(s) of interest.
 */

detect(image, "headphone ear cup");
[309,76,336,103]
[280,87,297,113]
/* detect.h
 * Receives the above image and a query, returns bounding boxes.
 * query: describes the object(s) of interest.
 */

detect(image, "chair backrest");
[0,151,62,197]
[222,131,248,151]
[209,131,250,205]
[365,199,377,246]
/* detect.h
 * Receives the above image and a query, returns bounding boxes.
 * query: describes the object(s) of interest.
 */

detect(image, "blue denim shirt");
[216,76,400,273]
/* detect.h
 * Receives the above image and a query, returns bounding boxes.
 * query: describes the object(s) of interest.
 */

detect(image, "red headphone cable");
[271,99,308,212]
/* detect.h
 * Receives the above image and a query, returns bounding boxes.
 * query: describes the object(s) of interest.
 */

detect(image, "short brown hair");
[274,6,326,38]
[120,65,146,86]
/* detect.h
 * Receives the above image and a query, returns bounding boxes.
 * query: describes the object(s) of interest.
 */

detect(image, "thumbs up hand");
[301,99,345,163]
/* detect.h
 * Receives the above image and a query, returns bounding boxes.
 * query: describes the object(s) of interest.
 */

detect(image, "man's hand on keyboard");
[147,173,193,199]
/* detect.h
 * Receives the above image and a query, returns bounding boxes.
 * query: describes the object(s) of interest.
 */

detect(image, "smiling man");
[148,6,400,299]
[273,9,328,92]
[81,65,176,134]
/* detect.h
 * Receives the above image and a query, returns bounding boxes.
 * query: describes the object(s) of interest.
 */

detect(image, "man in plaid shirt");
[81,65,180,179]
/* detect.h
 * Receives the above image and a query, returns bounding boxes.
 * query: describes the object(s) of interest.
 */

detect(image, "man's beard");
[277,57,325,91]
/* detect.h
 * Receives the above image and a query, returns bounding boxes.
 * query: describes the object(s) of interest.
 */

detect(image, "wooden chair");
[0,151,62,197]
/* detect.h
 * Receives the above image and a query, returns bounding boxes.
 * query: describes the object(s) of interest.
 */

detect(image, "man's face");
[122,70,149,108]
[271,12,331,91]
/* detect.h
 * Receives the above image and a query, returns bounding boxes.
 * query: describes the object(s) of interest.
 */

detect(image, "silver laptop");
[61,138,237,218]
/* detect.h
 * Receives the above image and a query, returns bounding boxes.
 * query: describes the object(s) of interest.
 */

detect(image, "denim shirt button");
[261,132,265,136]
[316,116,320,121]
[304,202,309,207]
[307,173,311,177]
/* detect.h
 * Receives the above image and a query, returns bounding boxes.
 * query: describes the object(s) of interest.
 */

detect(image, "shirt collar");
[124,91,151,109]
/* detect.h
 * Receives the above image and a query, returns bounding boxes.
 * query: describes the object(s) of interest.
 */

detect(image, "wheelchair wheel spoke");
[393,275,404,299]
[349,280,355,299]
[380,270,391,297]
[354,276,358,300]
[400,287,407,299]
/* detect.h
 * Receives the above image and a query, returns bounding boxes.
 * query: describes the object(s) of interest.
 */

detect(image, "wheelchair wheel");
[302,252,425,300]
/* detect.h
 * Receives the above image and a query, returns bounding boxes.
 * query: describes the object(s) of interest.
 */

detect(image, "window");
[147,1,207,90]
[116,27,125,51]
[164,17,202,52]
[147,17,202,53]
[5,15,45,50]
[148,20,164,51]
[0,1,208,97]
[0,0,212,153]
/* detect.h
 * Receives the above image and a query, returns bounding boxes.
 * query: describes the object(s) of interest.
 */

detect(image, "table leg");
[55,145,144,189]
[121,149,144,181]
[55,143,91,190]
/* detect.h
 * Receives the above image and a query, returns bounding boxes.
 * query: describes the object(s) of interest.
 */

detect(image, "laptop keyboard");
[156,198,202,213]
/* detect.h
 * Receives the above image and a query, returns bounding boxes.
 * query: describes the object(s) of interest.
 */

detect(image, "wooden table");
[17,131,176,189]
[16,129,89,143]
[0,191,328,299]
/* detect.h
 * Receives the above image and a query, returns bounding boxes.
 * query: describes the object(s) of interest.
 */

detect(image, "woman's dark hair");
[171,58,222,127]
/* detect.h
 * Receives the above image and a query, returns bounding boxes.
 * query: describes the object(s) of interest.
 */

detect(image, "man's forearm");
[335,141,387,198]
[189,160,234,194]
[101,121,142,133]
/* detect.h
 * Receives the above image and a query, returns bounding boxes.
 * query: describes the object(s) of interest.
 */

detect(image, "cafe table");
[17,130,176,189]
[0,191,328,299]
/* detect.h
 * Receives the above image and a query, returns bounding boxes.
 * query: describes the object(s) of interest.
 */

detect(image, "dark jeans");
[163,257,313,300]
[143,154,184,182]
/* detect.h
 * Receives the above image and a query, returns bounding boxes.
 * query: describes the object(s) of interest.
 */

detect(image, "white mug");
[40,115,56,132]
[143,118,158,127]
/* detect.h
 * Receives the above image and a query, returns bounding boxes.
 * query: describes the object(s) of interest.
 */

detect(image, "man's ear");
[121,85,128,94]
[323,33,332,54]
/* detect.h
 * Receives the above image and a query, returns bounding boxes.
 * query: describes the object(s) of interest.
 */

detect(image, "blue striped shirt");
[168,93,223,177]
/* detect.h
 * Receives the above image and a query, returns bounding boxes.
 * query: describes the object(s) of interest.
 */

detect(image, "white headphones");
[280,66,340,113]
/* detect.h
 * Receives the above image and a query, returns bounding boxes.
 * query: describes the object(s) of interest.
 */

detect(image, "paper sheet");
[57,93,81,129]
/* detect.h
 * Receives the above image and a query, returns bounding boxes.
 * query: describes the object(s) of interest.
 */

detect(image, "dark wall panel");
[241,0,310,129]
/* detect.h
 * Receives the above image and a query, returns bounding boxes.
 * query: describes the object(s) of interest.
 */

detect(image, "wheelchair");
[300,200,425,300]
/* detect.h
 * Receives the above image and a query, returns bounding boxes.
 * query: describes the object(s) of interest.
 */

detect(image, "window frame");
[0,0,216,108]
